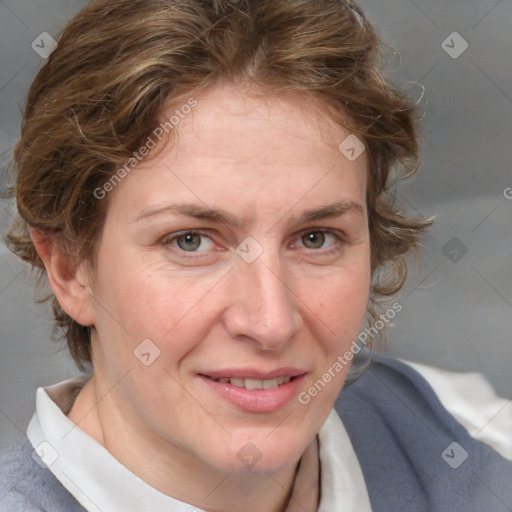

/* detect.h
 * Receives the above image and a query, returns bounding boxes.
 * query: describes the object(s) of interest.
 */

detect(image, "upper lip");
[200,367,307,380]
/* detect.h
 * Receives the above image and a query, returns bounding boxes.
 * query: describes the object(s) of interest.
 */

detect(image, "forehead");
[108,82,368,224]
[163,83,361,166]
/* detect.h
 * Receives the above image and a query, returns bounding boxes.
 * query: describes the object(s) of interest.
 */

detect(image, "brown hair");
[4,0,432,370]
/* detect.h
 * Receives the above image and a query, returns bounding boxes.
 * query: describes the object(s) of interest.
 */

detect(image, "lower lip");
[199,375,306,413]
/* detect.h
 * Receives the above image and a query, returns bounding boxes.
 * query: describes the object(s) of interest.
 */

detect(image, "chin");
[219,430,309,476]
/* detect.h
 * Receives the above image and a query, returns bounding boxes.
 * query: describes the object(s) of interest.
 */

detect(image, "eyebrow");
[134,200,365,227]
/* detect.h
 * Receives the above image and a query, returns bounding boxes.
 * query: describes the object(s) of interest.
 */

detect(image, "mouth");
[198,369,306,412]
[204,375,295,390]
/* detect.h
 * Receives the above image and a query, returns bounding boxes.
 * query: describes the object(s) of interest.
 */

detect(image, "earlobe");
[30,228,95,327]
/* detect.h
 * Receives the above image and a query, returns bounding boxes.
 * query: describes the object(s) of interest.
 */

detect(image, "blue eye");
[176,232,201,251]
[161,228,344,261]
[165,231,214,252]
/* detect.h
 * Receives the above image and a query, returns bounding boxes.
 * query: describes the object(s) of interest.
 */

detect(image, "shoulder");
[0,437,85,512]
[336,351,512,512]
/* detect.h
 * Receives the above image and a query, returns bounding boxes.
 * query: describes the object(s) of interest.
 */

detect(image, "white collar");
[27,375,371,512]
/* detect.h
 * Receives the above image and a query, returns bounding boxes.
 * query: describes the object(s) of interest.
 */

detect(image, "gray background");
[1,0,511,453]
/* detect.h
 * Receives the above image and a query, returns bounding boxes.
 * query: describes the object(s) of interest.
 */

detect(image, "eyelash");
[161,228,346,259]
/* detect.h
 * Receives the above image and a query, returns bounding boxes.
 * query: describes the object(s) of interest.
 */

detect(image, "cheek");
[91,254,222,358]
[91,231,370,366]
[299,262,371,344]
[296,268,370,411]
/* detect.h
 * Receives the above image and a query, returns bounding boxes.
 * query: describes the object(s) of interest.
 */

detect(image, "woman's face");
[86,82,371,477]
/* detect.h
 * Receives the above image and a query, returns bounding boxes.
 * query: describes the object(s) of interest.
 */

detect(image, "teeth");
[263,378,279,389]
[215,376,292,389]
[244,378,263,390]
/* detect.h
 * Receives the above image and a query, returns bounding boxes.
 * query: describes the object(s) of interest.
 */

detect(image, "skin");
[35,82,371,512]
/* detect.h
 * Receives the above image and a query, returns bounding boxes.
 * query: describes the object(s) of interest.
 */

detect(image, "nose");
[223,249,302,350]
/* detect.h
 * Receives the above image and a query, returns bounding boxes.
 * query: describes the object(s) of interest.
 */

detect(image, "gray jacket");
[1,352,511,511]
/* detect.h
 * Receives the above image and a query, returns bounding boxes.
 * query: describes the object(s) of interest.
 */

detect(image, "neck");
[67,376,303,512]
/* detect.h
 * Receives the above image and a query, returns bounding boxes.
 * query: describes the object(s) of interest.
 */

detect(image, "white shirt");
[26,373,372,512]
[26,361,512,512]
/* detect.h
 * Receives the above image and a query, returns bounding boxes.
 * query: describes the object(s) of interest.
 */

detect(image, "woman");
[1,0,511,511]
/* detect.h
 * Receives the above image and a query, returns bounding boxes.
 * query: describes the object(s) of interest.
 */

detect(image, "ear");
[31,228,95,327]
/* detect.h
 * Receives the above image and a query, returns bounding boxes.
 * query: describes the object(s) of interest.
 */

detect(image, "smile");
[200,372,306,413]
[209,376,293,389]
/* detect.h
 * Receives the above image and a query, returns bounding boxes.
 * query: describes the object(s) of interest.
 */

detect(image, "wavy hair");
[5,0,433,370]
